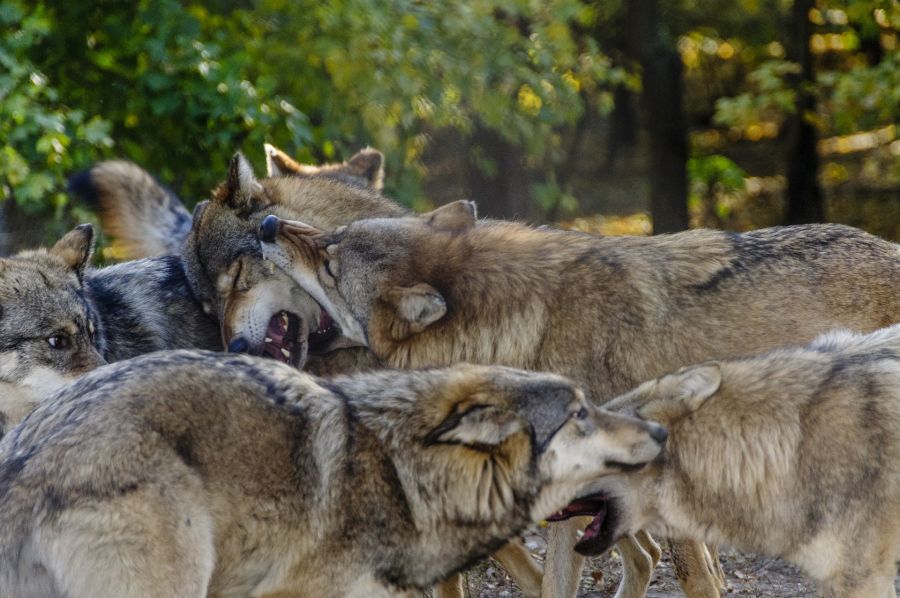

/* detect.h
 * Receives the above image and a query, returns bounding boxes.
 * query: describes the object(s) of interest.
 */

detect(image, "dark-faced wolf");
[260,202,900,598]
[592,324,900,598]
[0,351,666,598]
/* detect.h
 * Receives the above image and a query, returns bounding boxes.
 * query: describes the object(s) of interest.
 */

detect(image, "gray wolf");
[0,351,666,598]
[589,324,900,598]
[0,224,220,438]
[74,145,384,262]
[0,225,106,438]
[260,203,900,597]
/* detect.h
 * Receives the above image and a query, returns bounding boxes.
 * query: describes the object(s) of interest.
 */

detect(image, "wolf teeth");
[265,337,272,343]
[281,313,289,326]
[281,348,291,358]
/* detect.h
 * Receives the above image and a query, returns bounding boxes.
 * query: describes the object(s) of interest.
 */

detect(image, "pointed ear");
[421,200,477,232]
[264,143,303,177]
[216,153,263,208]
[50,224,95,279]
[675,364,722,411]
[426,403,525,448]
[382,283,446,340]
[346,148,384,190]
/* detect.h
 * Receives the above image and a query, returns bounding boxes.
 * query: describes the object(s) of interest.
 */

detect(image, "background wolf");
[261,204,900,598]
[0,223,220,439]
[0,351,666,598]
[595,324,900,598]
[73,143,385,260]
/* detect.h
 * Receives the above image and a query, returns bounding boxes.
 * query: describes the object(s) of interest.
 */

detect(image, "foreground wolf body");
[0,351,666,598]
[0,225,219,438]
[260,205,900,597]
[592,325,900,598]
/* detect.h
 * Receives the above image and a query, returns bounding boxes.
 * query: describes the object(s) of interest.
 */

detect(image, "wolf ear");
[346,148,384,190]
[382,283,446,340]
[216,152,263,209]
[675,364,722,411]
[50,224,95,279]
[427,403,525,448]
[264,143,303,177]
[421,200,477,232]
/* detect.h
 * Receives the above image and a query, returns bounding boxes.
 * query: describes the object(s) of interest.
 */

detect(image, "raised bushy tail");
[68,161,192,259]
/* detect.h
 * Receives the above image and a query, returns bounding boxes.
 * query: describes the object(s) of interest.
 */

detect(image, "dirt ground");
[455,529,900,597]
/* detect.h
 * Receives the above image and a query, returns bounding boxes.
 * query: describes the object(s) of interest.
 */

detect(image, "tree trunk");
[784,0,824,224]
[628,0,689,234]
[465,125,535,221]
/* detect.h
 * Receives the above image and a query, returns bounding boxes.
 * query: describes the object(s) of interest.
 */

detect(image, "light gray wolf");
[0,223,220,439]
[0,351,667,598]
[586,324,900,598]
[259,202,900,598]
[74,144,384,261]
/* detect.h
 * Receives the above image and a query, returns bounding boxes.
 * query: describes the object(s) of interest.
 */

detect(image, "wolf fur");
[0,351,666,598]
[595,325,900,598]
[260,204,900,597]
[0,224,221,438]
[75,146,384,262]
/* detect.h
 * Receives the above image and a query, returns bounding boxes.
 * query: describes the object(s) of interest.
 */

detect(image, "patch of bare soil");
[448,530,900,597]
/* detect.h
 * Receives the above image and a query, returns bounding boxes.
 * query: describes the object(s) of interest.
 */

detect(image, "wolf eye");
[575,407,589,420]
[47,335,71,350]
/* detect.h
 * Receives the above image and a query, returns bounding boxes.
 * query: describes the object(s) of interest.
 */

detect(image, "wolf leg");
[635,530,662,567]
[433,574,465,598]
[668,539,721,598]
[705,544,727,592]
[542,517,588,597]
[492,540,543,598]
[614,534,656,598]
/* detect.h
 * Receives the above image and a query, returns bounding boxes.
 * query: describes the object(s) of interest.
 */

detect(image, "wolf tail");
[68,161,192,259]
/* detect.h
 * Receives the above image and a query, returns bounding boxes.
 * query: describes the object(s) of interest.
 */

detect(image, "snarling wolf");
[0,224,220,438]
[260,203,900,597]
[74,144,384,261]
[0,351,666,598]
[590,324,900,598]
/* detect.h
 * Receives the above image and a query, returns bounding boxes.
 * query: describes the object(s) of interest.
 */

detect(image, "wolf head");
[552,364,721,556]
[0,225,107,396]
[264,143,385,191]
[258,200,478,361]
[334,363,667,529]
[182,153,406,367]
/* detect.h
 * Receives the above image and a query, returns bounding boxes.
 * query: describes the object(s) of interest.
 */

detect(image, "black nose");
[650,424,668,445]
[260,215,280,243]
[227,337,250,353]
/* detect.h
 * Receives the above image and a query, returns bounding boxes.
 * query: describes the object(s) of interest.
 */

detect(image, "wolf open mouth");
[547,493,619,556]
[308,308,340,351]
[261,308,340,368]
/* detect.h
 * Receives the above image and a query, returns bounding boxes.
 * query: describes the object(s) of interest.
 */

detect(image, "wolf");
[0,226,106,438]
[0,351,667,598]
[259,203,900,597]
[74,144,385,262]
[584,324,900,598]
[0,222,222,438]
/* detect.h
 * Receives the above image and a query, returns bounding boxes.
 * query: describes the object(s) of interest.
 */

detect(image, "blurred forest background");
[1,0,898,255]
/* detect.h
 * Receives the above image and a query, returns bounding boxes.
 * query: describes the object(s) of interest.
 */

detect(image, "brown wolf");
[260,203,900,597]
[0,351,666,598]
[591,325,900,598]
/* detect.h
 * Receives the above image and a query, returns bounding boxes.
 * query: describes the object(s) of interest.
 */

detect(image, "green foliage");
[0,1,112,235]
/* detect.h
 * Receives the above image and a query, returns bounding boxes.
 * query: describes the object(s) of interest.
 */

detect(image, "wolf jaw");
[259,308,340,367]
[547,493,622,556]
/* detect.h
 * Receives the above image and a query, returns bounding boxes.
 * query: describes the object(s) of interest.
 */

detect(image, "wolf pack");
[0,142,897,598]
